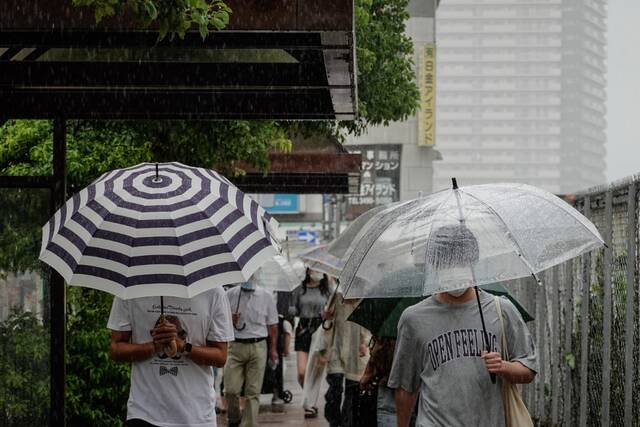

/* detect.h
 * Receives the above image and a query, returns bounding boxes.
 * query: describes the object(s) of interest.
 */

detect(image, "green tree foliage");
[72,0,232,39]
[66,289,130,427]
[0,310,49,426]
[350,0,420,132]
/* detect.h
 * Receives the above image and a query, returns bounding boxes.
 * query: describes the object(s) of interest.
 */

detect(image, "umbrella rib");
[458,189,542,284]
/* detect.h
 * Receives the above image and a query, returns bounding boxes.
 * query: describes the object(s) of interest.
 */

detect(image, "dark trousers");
[325,373,358,427]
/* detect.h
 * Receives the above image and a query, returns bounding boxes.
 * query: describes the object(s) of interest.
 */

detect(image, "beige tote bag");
[495,297,534,427]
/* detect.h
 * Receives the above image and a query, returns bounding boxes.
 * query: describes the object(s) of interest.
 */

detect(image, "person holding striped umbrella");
[40,162,281,427]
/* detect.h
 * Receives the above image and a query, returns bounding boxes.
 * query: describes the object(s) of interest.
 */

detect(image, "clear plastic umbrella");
[251,255,305,292]
[298,205,389,277]
[340,180,605,298]
[298,245,343,277]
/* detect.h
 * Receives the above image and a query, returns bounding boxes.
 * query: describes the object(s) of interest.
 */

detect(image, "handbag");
[495,297,534,427]
[352,380,378,427]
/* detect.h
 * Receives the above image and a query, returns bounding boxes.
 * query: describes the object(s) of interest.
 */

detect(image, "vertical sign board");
[345,145,402,219]
[418,43,436,147]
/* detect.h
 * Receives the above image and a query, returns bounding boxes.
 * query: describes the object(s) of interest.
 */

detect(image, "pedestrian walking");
[360,336,417,427]
[324,297,370,427]
[388,226,538,427]
[270,290,294,410]
[288,267,332,418]
[225,282,279,427]
[108,288,235,427]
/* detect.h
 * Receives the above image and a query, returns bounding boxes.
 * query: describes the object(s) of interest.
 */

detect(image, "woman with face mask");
[288,267,332,418]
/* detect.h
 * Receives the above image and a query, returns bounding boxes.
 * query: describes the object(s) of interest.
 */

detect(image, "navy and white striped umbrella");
[39,162,280,299]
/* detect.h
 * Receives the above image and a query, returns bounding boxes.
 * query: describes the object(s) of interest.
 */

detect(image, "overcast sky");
[606,2,640,182]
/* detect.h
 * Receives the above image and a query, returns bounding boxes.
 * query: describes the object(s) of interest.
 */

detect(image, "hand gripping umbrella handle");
[474,286,497,384]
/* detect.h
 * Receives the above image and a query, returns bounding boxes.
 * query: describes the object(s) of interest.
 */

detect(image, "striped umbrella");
[39,162,280,301]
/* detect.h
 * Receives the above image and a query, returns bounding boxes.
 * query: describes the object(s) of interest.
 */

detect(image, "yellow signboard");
[418,43,436,147]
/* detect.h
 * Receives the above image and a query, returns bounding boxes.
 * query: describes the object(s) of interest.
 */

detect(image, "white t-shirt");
[226,286,278,339]
[107,287,234,427]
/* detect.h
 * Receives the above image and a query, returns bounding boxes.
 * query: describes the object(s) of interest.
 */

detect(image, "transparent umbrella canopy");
[251,255,305,292]
[298,204,389,277]
[341,180,605,298]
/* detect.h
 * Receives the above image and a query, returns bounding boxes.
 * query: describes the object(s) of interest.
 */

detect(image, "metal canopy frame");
[0,0,357,120]
[0,31,355,120]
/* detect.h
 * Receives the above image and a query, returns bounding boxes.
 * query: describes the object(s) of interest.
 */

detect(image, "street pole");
[334,195,342,237]
[50,118,67,427]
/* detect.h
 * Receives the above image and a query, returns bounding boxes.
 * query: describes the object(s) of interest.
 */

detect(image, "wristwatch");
[184,342,193,354]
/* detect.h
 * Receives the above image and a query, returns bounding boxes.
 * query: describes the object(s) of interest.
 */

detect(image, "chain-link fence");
[509,176,640,426]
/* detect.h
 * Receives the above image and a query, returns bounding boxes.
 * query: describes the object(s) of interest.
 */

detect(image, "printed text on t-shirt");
[426,329,498,371]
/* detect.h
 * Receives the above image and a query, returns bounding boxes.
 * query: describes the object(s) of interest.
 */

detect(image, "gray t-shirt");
[387,291,537,427]
[288,285,330,319]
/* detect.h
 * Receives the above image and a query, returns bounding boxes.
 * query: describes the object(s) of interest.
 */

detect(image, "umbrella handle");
[474,286,497,385]
[322,319,333,330]
[234,321,246,331]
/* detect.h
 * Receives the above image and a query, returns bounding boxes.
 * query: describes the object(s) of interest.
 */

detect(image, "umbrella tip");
[452,177,458,190]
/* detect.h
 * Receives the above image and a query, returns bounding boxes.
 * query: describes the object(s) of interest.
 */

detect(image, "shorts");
[294,317,323,352]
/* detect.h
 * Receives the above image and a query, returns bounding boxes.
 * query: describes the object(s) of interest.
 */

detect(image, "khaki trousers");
[224,340,267,427]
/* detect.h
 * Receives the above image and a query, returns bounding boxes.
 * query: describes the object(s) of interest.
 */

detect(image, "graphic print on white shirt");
[108,287,234,427]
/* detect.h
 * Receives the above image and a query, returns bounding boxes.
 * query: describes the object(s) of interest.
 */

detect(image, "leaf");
[198,23,208,40]
[565,352,576,370]
[143,0,158,20]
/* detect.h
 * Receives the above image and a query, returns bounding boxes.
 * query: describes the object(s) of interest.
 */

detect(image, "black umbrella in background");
[347,283,534,338]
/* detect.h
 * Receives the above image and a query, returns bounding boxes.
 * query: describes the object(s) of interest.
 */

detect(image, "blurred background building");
[344,0,441,218]
[433,0,607,194]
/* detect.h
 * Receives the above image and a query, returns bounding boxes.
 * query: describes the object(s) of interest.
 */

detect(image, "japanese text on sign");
[418,43,436,147]
[346,145,401,217]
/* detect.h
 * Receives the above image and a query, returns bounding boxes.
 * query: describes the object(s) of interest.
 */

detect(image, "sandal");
[304,407,318,419]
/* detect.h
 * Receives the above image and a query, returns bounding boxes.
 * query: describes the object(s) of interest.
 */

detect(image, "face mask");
[446,287,468,298]
[309,271,324,282]
[241,282,256,291]
[438,266,474,290]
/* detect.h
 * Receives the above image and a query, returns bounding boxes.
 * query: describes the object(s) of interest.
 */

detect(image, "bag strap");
[495,297,510,361]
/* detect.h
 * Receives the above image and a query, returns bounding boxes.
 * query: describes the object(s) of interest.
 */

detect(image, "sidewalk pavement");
[216,346,329,427]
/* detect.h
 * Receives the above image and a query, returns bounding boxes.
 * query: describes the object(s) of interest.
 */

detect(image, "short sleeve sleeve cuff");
[107,297,132,331]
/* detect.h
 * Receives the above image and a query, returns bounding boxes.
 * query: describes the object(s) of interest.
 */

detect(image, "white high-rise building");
[434,0,607,194]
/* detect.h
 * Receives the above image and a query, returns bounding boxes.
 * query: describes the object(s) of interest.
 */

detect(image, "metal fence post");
[563,260,575,425]
[578,195,591,427]
[601,190,613,426]
[526,279,537,413]
[536,278,547,421]
[551,266,561,424]
[623,182,637,427]
[50,118,67,427]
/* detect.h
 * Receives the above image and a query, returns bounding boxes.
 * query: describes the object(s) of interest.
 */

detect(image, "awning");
[0,0,356,120]
[232,133,362,194]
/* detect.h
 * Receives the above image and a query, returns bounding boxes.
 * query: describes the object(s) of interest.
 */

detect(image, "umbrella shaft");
[474,287,490,351]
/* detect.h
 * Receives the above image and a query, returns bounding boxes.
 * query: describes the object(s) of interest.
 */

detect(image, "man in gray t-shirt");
[387,288,537,427]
